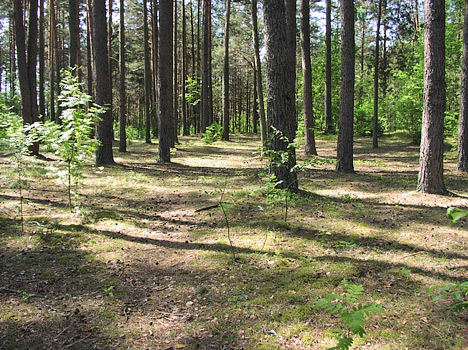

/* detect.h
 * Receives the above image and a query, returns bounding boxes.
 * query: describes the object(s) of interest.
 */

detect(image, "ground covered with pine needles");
[1,134,468,350]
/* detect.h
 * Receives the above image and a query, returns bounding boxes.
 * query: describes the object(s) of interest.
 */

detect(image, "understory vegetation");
[1,134,468,349]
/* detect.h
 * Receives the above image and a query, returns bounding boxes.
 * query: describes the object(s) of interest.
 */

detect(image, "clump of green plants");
[41,70,102,211]
[314,279,383,350]
[446,207,468,223]
[202,122,222,144]
[430,207,468,315]
[0,99,40,233]
[430,282,468,314]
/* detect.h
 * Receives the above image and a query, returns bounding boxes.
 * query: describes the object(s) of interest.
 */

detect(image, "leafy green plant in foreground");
[0,101,39,233]
[41,70,102,211]
[447,207,468,223]
[314,279,383,350]
[430,207,468,315]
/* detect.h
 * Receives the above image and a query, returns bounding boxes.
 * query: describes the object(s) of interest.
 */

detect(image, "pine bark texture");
[222,0,231,141]
[372,0,382,148]
[119,0,127,152]
[13,0,40,155]
[300,0,317,155]
[324,0,333,133]
[93,0,115,165]
[158,0,173,162]
[458,0,468,172]
[251,0,267,144]
[264,0,298,191]
[336,0,355,173]
[201,0,210,132]
[144,0,152,144]
[417,0,447,194]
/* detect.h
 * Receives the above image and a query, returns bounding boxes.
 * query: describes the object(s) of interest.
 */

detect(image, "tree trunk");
[336,0,355,173]
[172,0,179,145]
[263,0,298,191]
[159,0,173,162]
[144,0,152,144]
[69,0,80,69]
[372,0,382,148]
[13,0,40,155]
[222,0,231,141]
[119,0,127,152]
[324,0,333,133]
[251,0,267,144]
[252,67,258,134]
[39,0,45,121]
[152,0,159,137]
[201,0,210,132]
[458,0,468,172]
[93,0,115,165]
[300,0,317,155]
[182,0,189,136]
[86,0,94,100]
[417,0,447,194]
[108,0,113,130]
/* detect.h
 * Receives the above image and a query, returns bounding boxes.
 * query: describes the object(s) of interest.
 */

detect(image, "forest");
[1,0,468,349]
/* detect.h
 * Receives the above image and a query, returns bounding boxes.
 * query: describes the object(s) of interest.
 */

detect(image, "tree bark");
[372,0,382,148]
[182,0,189,135]
[417,0,447,194]
[222,0,231,141]
[144,0,152,144]
[13,0,40,155]
[172,0,179,145]
[263,0,298,191]
[324,0,333,133]
[93,0,115,165]
[300,0,317,155]
[336,0,355,173]
[201,0,210,132]
[251,0,267,144]
[159,0,173,162]
[119,0,127,152]
[39,0,45,121]
[458,0,468,172]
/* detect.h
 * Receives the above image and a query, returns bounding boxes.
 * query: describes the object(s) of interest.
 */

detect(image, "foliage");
[315,279,383,350]
[446,207,468,223]
[430,207,468,315]
[430,282,468,315]
[202,122,223,144]
[40,70,102,211]
[0,99,41,234]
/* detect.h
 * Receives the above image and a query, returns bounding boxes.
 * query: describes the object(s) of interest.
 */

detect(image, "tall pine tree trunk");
[336,0,355,173]
[182,0,189,135]
[324,0,333,133]
[159,0,173,162]
[93,0,115,165]
[300,0,317,155]
[251,0,267,144]
[264,0,298,191]
[372,0,382,148]
[458,0,468,172]
[119,0,127,152]
[13,0,40,155]
[222,0,231,141]
[417,0,447,194]
[39,0,45,121]
[144,0,152,144]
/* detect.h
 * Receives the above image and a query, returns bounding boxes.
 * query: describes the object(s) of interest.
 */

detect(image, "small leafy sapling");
[314,279,383,350]
[0,103,40,234]
[202,122,223,144]
[42,70,102,211]
[430,207,468,314]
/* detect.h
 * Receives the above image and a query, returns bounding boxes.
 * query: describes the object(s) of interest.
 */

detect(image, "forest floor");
[1,133,468,350]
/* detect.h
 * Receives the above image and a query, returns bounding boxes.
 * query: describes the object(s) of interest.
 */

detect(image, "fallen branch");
[195,204,220,212]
